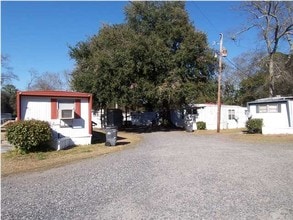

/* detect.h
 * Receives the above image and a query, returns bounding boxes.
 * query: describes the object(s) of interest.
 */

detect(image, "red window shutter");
[51,99,58,119]
[75,99,81,118]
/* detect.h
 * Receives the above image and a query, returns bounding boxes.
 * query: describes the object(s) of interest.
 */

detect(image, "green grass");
[1,131,141,177]
[194,128,293,143]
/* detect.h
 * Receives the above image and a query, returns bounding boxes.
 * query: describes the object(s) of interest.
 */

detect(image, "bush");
[196,121,206,130]
[246,118,263,134]
[6,120,53,153]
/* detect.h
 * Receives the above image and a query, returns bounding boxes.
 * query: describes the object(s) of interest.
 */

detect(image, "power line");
[193,3,220,34]
[224,57,251,78]
[192,3,252,79]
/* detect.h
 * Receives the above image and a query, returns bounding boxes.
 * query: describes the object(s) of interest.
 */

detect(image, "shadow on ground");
[122,125,184,134]
[91,130,128,145]
[92,125,184,145]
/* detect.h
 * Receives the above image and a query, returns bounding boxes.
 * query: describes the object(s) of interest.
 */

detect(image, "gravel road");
[2,131,293,219]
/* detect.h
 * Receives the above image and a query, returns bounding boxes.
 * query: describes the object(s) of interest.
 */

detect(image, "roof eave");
[18,90,92,98]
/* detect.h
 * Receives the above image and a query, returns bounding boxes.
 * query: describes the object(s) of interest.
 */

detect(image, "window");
[51,98,81,119]
[258,105,268,113]
[228,109,235,120]
[60,109,74,119]
[58,99,74,110]
[256,104,281,113]
[268,104,279,113]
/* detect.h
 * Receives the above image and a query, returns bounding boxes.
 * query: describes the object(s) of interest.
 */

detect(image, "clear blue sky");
[2,1,266,90]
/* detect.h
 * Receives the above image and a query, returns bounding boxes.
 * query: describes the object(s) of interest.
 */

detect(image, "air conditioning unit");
[60,109,74,119]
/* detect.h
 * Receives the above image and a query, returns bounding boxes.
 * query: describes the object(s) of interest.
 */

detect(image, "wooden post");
[217,33,223,133]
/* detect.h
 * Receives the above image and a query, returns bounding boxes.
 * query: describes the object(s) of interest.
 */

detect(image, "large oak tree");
[70,2,216,110]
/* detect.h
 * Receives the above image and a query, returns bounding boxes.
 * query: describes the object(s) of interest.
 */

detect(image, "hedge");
[196,121,206,130]
[6,120,53,153]
[246,118,263,134]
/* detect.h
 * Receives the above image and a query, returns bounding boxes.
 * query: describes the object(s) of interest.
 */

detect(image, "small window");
[60,109,74,119]
[228,109,235,120]
[258,105,268,113]
[268,104,279,113]
[256,104,281,113]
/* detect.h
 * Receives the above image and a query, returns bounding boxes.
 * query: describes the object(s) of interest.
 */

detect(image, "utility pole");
[217,33,223,133]
[286,33,293,60]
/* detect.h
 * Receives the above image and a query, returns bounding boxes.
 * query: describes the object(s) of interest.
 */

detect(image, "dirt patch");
[1,131,141,177]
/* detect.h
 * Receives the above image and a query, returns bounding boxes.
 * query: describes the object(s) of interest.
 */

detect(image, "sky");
[1,1,274,90]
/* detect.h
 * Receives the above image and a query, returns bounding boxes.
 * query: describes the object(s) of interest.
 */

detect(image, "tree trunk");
[269,54,275,97]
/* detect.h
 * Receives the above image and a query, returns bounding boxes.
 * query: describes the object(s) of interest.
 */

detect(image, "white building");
[92,109,105,129]
[171,104,248,130]
[17,90,93,150]
[193,104,248,130]
[247,96,293,134]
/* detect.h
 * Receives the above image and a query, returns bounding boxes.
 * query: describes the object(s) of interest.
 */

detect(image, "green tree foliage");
[70,2,216,110]
[222,81,240,105]
[238,72,268,105]
[1,84,17,116]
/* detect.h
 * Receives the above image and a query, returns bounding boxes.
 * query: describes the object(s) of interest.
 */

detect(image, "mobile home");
[17,90,93,150]
[247,96,293,134]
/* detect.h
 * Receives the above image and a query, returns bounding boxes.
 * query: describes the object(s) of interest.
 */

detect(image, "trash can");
[105,126,118,146]
[185,119,194,132]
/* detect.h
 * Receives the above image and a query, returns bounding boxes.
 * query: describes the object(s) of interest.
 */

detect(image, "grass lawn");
[1,130,141,177]
[194,128,293,143]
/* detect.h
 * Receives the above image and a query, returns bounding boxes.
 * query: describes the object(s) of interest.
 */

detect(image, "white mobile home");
[17,90,93,150]
[247,96,293,134]
[170,104,248,130]
[192,104,248,130]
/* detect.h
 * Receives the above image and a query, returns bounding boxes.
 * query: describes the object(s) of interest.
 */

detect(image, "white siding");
[262,127,293,135]
[196,105,247,130]
[249,103,289,128]
[21,96,91,147]
[92,110,105,129]
[289,100,293,127]
[21,96,51,121]
[248,99,293,134]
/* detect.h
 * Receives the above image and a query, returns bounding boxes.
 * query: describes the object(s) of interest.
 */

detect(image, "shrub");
[6,120,53,153]
[246,118,263,134]
[196,121,206,130]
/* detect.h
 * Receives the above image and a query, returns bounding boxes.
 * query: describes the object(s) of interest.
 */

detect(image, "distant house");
[17,90,93,150]
[171,104,248,130]
[193,104,248,130]
[247,96,293,134]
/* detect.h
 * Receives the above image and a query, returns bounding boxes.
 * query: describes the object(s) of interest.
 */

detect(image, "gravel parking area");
[2,131,293,219]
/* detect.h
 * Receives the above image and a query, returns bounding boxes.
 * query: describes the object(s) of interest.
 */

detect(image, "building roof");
[191,103,246,108]
[17,90,92,98]
[248,96,293,105]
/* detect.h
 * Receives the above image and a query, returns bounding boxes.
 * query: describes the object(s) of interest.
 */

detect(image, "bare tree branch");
[1,55,18,85]
[233,1,293,97]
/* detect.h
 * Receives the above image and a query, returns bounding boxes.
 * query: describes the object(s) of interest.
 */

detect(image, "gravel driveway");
[2,131,293,219]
